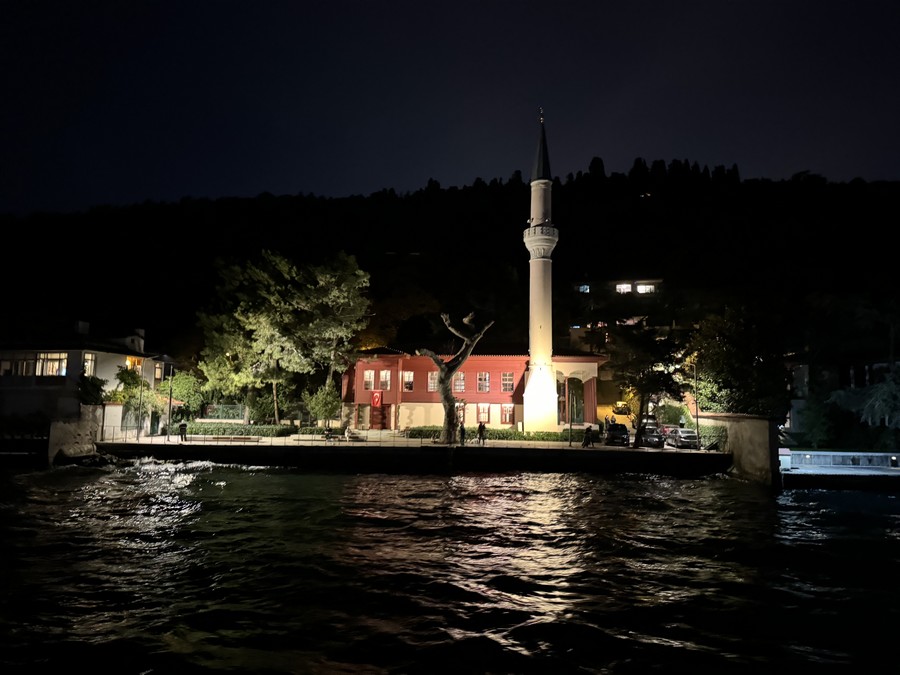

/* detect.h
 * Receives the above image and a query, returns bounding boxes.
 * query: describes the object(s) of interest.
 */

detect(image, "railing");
[97,428,738,450]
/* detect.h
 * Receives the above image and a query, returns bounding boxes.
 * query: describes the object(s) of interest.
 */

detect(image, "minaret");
[522,110,560,431]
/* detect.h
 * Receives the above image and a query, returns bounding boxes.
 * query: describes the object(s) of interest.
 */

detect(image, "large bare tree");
[417,313,494,444]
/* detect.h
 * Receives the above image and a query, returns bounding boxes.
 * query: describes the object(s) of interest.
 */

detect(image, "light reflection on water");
[1,460,898,674]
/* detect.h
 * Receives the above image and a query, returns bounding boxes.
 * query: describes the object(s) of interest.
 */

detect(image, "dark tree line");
[2,156,896,361]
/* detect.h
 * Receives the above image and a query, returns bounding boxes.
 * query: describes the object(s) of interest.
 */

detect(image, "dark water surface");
[1,459,898,674]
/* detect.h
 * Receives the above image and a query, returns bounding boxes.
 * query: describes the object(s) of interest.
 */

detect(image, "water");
[1,459,898,674]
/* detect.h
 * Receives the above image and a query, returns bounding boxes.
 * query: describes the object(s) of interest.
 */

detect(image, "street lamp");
[166,363,175,442]
[693,360,702,450]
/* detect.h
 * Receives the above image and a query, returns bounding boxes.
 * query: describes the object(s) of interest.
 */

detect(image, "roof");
[531,112,552,182]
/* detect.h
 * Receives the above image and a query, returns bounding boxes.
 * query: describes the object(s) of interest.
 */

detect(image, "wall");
[48,405,102,465]
[702,412,779,487]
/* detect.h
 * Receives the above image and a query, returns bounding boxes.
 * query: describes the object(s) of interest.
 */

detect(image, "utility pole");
[694,361,702,450]
[137,373,145,440]
[166,364,174,442]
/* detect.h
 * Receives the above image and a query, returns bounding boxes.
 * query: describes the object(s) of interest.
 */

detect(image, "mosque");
[341,115,602,433]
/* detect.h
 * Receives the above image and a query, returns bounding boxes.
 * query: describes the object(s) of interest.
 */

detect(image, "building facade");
[342,351,599,433]
[0,321,168,430]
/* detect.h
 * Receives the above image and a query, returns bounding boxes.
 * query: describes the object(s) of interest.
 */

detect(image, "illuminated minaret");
[522,110,560,431]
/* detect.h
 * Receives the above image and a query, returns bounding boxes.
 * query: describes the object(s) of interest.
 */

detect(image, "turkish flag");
[372,390,382,407]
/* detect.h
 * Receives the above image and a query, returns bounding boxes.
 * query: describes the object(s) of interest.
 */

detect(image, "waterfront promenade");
[95,432,736,478]
[6,430,898,491]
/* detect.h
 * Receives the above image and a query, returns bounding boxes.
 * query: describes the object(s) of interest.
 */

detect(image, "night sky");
[4,1,900,217]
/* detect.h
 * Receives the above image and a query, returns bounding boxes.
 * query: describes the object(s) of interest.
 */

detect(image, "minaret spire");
[532,108,552,183]
[522,110,560,432]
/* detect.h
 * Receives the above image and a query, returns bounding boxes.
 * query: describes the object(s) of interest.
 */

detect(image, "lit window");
[154,362,163,381]
[477,371,490,392]
[427,371,439,392]
[453,372,465,393]
[455,401,465,423]
[501,372,514,393]
[616,283,632,294]
[37,352,67,377]
[501,404,515,424]
[402,371,414,392]
[363,369,375,390]
[83,353,96,377]
[125,356,143,374]
[379,370,391,390]
[477,403,490,423]
[578,284,590,293]
[636,284,656,294]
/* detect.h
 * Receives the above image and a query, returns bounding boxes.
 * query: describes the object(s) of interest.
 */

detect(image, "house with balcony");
[0,320,169,436]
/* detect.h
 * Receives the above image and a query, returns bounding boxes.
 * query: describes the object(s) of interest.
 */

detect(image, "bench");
[209,435,261,443]
[320,433,362,442]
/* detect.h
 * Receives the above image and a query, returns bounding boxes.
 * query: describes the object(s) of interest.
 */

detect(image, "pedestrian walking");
[581,426,594,448]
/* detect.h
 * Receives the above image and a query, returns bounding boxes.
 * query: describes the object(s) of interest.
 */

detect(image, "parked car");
[666,427,699,449]
[660,423,681,438]
[632,413,657,429]
[612,401,630,415]
[637,425,664,448]
[604,423,630,446]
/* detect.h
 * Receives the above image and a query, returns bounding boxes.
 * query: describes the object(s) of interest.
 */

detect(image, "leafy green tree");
[417,312,494,444]
[198,250,370,424]
[159,369,205,420]
[605,321,683,447]
[301,384,342,428]
[689,303,792,420]
[77,371,106,405]
[103,366,167,429]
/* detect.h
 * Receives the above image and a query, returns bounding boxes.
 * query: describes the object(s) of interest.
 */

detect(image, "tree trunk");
[417,313,494,444]
[272,380,280,425]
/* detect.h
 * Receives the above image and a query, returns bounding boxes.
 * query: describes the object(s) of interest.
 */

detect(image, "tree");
[416,313,494,444]
[807,290,900,447]
[77,371,106,405]
[689,303,792,420]
[159,369,204,421]
[103,366,168,430]
[828,366,900,449]
[302,383,342,428]
[605,321,683,447]
[198,250,371,424]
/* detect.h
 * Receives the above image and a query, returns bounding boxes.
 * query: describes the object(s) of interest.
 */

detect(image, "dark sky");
[3,0,900,217]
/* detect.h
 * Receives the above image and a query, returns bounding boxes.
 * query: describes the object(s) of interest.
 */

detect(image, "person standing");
[458,421,466,446]
[178,421,188,443]
[477,421,486,446]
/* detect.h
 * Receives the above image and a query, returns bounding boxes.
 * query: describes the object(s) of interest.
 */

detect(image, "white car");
[666,427,699,449]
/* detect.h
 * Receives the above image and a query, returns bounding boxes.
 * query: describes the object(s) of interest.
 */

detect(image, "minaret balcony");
[523,225,559,259]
